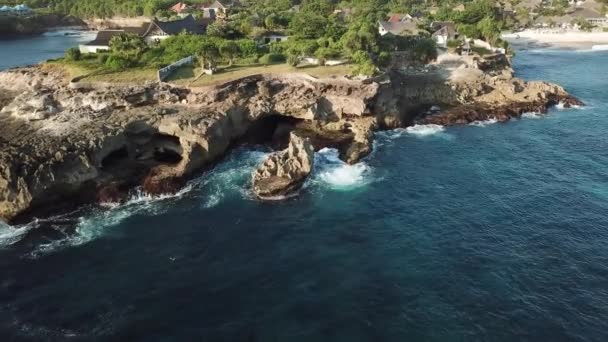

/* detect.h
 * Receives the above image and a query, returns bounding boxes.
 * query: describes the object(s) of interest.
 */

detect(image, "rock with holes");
[252,133,314,199]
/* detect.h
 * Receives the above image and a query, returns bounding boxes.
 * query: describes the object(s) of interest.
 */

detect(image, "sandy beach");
[502,30,608,50]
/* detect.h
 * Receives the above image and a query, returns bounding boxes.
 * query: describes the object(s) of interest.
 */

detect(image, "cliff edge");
[0,57,582,223]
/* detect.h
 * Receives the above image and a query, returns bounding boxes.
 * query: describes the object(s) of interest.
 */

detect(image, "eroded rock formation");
[252,133,314,199]
[0,57,582,223]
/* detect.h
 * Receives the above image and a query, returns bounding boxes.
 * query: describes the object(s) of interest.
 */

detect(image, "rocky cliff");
[0,57,581,223]
[252,132,314,199]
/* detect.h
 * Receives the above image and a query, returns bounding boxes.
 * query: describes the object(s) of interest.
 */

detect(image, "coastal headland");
[0,54,582,223]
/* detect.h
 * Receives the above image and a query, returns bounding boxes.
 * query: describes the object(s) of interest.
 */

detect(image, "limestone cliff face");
[0,61,581,223]
[0,71,379,222]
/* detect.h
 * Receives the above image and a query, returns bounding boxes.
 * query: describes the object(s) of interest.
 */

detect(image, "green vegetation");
[46,0,518,82]
[433,0,508,45]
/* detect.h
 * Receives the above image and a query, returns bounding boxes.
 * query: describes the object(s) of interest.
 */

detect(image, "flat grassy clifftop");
[47,59,352,86]
[168,64,353,87]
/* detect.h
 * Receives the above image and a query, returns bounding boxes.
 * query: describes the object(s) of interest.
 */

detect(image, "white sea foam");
[521,112,543,119]
[0,222,32,247]
[405,124,445,136]
[313,148,372,189]
[25,184,197,258]
[469,118,498,127]
[555,101,582,110]
[17,148,270,256]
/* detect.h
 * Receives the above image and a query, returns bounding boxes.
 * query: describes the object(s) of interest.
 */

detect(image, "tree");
[478,16,500,43]
[351,51,377,76]
[198,41,220,70]
[207,21,228,38]
[219,41,240,66]
[264,13,280,30]
[289,13,328,39]
[287,53,299,67]
[65,47,81,61]
[340,20,380,55]
[109,32,147,59]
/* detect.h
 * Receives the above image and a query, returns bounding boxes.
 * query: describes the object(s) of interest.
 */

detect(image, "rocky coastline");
[0,57,582,224]
[0,14,86,36]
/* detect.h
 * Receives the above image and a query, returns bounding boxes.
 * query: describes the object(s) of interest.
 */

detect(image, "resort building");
[256,31,290,45]
[169,2,190,14]
[79,15,208,52]
[142,15,207,43]
[378,19,421,36]
[431,22,458,48]
[79,28,146,53]
[200,0,240,18]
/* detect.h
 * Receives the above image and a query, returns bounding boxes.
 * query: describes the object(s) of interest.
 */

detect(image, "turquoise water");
[1,50,608,341]
[0,30,94,70]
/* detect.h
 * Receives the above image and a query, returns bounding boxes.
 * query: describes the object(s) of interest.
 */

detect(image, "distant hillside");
[0,14,85,36]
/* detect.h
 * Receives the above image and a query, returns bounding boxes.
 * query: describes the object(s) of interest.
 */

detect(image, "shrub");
[447,39,461,48]
[235,56,259,65]
[105,55,133,70]
[97,53,109,64]
[471,46,492,56]
[259,53,286,65]
[287,54,299,67]
[412,38,438,63]
[377,51,391,68]
[236,39,259,57]
[65,47,81,61]
[351,51,377,76]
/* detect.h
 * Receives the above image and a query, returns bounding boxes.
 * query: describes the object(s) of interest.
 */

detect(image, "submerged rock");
[252,133,314,199]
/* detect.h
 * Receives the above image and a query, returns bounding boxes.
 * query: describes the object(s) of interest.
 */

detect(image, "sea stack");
[252,132,314,199]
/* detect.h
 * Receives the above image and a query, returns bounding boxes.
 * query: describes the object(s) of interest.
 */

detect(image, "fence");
[157,55,194,82]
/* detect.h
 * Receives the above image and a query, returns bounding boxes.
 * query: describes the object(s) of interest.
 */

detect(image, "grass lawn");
[170,63,353,87]
[47,59,352,86]
[46,59,157,83]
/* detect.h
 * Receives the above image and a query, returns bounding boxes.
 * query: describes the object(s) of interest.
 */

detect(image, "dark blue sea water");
[1,49,608,341]
[0,31,94,70]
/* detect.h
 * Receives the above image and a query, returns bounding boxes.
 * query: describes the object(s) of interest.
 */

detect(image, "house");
[257,31,290,44]
[79,27,146,53]
[378,20,421,36]
[169,2,190,14]
[142,15,207,43]
[387,13,413,23]
[431,22,458,48]
[575,1,608,26]
[202,0,240,17]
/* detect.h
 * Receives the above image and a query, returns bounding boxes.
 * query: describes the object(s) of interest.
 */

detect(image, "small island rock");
[252,133,314,199]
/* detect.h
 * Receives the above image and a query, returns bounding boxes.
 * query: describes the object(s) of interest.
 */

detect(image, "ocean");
[0,30,95,70]
[1,48,608,341]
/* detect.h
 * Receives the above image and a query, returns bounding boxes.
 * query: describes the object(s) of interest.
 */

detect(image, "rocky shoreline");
[0,57,582,224]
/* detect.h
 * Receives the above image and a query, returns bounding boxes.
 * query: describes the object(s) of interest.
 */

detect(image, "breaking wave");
[0,221,31,247]
[522,112,543,119]
[26,187,194,258]
[469,118,499,127]
[405,124,445,136]
[555,101,582,110]
[313,148,373,189]
[2,147,271,257]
